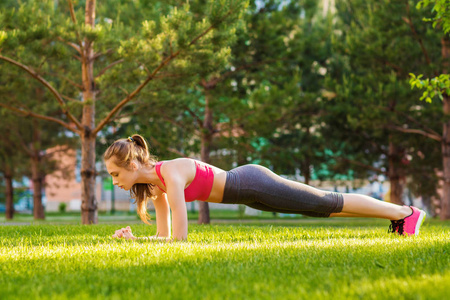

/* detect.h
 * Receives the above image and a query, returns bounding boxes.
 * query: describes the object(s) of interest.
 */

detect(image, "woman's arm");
[112,190,186,242]
[161,162,189,241]
[113,188,171,240]
[165,180,188,240]
[151,188,171,238]
[113,159,190,241]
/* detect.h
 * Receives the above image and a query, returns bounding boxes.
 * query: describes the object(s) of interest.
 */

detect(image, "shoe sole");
[414,210,427,235]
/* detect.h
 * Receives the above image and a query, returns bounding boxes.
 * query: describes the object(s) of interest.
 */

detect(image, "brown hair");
[103,134,157,225]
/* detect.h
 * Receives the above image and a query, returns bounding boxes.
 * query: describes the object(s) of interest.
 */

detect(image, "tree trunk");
[441,94,450,220]
[30,154,45,219]
[301,156,310,185]
[198,90,213,225]
[80,0,98,224]
[388,137,404,205]
[81,134,97,224]
[4,164,14,220]
[440,37,450,220]
[29,123,45,220]
[302,127,311,185]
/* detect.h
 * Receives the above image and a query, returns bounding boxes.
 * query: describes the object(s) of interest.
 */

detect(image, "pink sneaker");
[388,206,426,236]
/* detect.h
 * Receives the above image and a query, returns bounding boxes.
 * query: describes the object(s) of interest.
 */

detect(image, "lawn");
[0,209,302,225]
[0,218,449,300]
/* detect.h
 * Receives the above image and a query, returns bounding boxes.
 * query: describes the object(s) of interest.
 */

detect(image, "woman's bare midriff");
[205,165,227,203]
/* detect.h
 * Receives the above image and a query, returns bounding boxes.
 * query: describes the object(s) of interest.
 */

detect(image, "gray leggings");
[222,165,344,218]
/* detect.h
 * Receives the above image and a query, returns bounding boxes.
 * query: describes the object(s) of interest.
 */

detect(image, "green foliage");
[412,0,450,101]
[0,0,248,126]
[211,0,337,178]
[0,31,7,46]
[327,0,443,195]
[417,0,450,33]
[1,0,447,212]
[58,202,67,213]
[409,73,450,102]
[0,221,449,299]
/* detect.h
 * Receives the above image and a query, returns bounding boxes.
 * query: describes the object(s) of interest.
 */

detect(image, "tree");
[1,59,75,220]
[0,110,21,220]
[130,0,323,223]
[103,0,302,224]
[328,0,442,206]
[409,0,450,219]
[0,0,248,224]
[239,0,336,184]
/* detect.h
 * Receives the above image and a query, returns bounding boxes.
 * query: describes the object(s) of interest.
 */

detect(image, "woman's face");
[105,159,137,191]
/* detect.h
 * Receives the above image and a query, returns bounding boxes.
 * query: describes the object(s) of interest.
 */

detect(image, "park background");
[1,1,450,300]
[1,0,449,223]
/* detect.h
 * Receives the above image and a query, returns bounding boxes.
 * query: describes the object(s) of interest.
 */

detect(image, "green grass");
[0,211,141,224]
[1,219,449,299]
[0,209,303,225]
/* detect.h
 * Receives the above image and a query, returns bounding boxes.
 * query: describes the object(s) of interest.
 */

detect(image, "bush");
[58,202,67,213]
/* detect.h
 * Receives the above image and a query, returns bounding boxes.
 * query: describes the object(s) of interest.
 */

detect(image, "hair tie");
[128,136,134,143]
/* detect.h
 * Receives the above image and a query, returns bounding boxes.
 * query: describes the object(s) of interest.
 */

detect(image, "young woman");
[105,135,426,241]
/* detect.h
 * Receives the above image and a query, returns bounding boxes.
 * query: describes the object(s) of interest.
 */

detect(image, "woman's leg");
[329,193,412,220]
[223,165,411,220]
[225,165,343,216]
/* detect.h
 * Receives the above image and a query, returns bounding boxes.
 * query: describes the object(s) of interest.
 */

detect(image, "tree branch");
[339,157,387,175]
[378,59,403,74]
[118,86,130,96]
[37,56,49,73]
[56,36,81,54]
[67,0,84,57]
[387,125,442,142]
[61,94,80,102]
[149,136,189,158]
[95,59,125,78]
[183,105,203,128]
[10,126,34,157]
[93,48,114,60]
[58,74,84,90]
[0,55,83,130]
[92,9,235,135]
[93,56,180,135]
[109,110,137,123]
[187,10,233,48]
[403,0,432,67]
[387,106,442,138]
[141,64,152,76]
[0,102,81,134]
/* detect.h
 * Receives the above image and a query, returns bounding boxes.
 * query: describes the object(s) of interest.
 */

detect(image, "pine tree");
[329,0,442,206]
[0,0,248,224]
[409,0,450,219]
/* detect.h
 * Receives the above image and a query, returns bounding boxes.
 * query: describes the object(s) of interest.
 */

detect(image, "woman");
[105,135,426,241]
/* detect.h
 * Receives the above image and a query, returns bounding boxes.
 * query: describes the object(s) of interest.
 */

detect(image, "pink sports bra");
[154,160,214,202]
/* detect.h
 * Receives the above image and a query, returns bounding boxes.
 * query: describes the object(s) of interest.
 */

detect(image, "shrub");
[58,202,67,213]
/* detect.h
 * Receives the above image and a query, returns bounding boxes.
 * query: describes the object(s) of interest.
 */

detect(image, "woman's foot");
[388,206,426,236]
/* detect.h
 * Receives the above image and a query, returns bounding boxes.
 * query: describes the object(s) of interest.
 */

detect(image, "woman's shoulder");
[161,158,225,176]
[162,157,193,166]
[159,158,195,174]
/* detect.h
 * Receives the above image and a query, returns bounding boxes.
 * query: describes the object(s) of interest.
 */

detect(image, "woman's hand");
[112,226,136,240]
